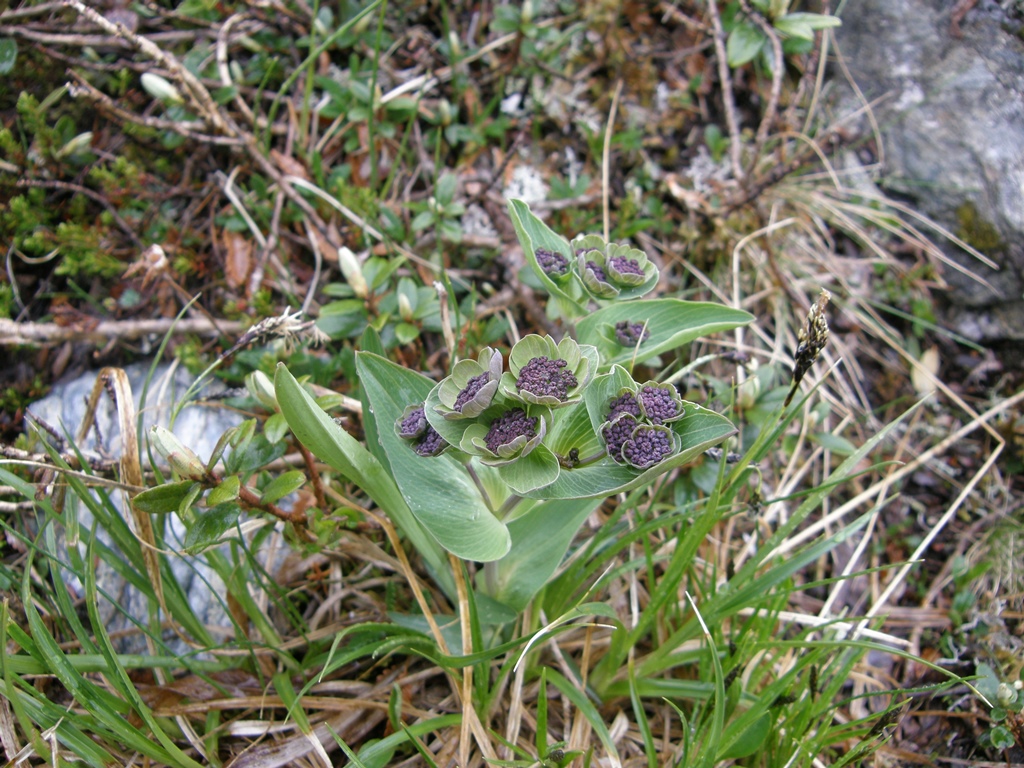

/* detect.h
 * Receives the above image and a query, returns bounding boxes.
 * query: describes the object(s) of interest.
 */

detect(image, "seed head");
[785,289,831,406]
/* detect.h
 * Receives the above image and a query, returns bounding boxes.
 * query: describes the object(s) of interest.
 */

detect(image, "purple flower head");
[535,247,570,279]
[413,425,448,457]
[396,404,428,439]
[606,256,646,287]
[637,383,686,425]
[454,372,490,410]
[397,403,449,457]
[608,256,643,277]
[516,356,578,402]
[484,408,538,455]
[436,347,503,420]
[607,390,641,421]
[615,321,650,347]
[601,413,639,464]
[462,405,549,465]
[621,424,677,469]
[501,334,594,407]
[570,234,658,298]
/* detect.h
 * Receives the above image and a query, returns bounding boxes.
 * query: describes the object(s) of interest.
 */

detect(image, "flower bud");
[141,73,184,104]
[736,374,761,410]
[397,291,415,323]
[56,132,93,159]
[337,245,368,298]
[150,425,207,481]
[246,370,278,411]
[997,682,1018,708]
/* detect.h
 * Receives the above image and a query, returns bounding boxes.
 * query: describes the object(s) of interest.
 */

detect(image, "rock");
[27,363,248,654]
[833,0,1024,341]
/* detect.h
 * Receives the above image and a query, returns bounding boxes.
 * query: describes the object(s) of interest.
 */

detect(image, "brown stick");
[0,317,243,346]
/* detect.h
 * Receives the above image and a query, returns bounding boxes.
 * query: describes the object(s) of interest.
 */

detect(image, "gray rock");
[834,0,1024,340]
[27,363,248,654]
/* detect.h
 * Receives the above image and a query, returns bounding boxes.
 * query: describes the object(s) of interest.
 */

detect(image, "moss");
[956,201,1004,254]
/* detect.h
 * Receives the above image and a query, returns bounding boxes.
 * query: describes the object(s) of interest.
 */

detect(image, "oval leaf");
[259,470,306,505]
[133,480,199,514]
[575,298,753,369]
[184,503,240,554]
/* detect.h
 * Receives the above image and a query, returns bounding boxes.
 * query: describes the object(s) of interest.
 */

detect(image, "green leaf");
[264,411,290,443]
[774,12,841,40]
[275,363,452,589]
[394,322,420,344]
[720,713,770,759]
[727,23,766,66]
[507,198,588,313]
[486,497,601,611]
[575,298,753,369]
[206,475,240,506]
[808,431,856,456]
[496,443,560,495]
[524,405,737,499]
[184,503,240,554]
[224,434,286,474]
[132,480,199,514]
[259,470,306,505]
[356,352,512,562]
[0,38,17,75]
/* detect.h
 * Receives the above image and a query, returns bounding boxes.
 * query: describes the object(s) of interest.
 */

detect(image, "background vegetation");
[1,0,1021,765]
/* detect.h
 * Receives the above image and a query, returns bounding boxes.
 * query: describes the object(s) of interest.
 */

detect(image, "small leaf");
[207,475,240,506]
[727,23,766,66]
[133,481,199,514]
[0,38,17,75]
[184,503,241,554]
[260,470,306,505]
[264,412,289,444]
[989,725,1015,750]
[774,12,842,40]
[394,322,420,344]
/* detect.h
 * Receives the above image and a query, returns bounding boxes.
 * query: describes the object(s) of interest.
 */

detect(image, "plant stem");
[495,493,523,520]
[464,461,493,512]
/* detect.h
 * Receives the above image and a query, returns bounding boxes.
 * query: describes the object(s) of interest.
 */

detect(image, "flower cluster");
[398,335,596,472]
[614,320,650,347]
[572,234,659,300]
[526,234,660,303]
[535,247,570,279]
[599,381,685,470]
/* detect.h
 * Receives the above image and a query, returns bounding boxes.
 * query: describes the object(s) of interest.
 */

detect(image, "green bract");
[500,334,595,407]
[460,406,550,466]
[435,347,503,419]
